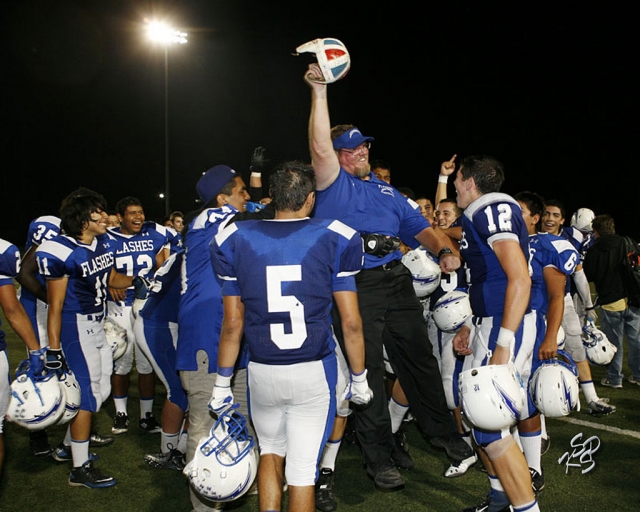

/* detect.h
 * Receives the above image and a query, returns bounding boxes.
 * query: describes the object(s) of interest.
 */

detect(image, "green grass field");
[1,312,640,511]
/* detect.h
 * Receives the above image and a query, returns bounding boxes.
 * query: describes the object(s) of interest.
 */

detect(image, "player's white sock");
[580,380,599,403]
[320,438,342,471]
[114,396,128,415]
[520,429,542,473]
[71,439,90,467]
[140,398,154,418]
[161,431,180,455]
[388,397,409,433]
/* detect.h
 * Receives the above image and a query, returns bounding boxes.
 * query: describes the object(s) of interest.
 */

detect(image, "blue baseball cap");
[197,165,237,205]
[332,127,375,150]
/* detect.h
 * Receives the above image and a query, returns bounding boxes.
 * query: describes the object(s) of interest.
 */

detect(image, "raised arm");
[305,63,340,190]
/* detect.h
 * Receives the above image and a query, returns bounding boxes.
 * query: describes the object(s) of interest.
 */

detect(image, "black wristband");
[585,306,595,311]
[438,247,453,259]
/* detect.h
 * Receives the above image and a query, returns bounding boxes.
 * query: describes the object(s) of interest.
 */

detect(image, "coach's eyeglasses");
[339,141,371,155]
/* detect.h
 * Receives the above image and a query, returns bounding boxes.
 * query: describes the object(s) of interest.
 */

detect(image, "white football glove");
[586,307,598,323]
[341,369,373,406]
[208,374,235,415]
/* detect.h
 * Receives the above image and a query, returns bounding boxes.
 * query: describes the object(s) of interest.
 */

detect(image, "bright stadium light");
[146,20,188,217]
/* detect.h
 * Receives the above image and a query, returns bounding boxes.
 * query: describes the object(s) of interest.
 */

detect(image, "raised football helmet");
[296,37,351,83]
[582,319,617,365]
[58,369,81,424]
[401,248,441,297]
[529,350,580,418]
[570,208,595,233]
[104,317,128,361]
[6,365,65,430]
[184,408,258,502]
[458,363,525,431]
[432,290,472,332]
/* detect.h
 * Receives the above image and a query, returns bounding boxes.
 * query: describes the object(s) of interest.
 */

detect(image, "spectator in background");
[583,214,640,388]
[370,159,391,184]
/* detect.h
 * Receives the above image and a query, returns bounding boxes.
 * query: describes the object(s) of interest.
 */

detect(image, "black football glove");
[132,276,151,300]
[45,348,69,375]
[250,146,269,173]
[362,234,401,257]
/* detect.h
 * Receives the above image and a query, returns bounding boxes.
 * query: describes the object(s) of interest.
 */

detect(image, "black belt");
[367,259,403,272]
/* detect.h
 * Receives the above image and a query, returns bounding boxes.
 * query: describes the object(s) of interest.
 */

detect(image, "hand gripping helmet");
[6,363,65,430]
[104,317,128,361]
[582,320,617,365]
[529,350,581,418]
[458,363,525,431]
[57,369,81,424]
[295,38,351,83]
[184,408,258,502]
[401,248,441,297]
[432,290,472,332]
[570,208,595,232]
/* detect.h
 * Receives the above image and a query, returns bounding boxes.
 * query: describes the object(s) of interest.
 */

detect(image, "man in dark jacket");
[583,214,640,388]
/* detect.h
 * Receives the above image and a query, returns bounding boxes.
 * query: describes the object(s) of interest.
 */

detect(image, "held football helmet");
[58,369,81,424]
[6,365,65,430]
[104,317,128,361]
[295,37,351,83]
[529,350,580,418]
[401,248,441,297]
[458,363,525,431]
[582,320,617,366]
[184,408,258,502]
[432,290,472,332]
[570,208,595,232]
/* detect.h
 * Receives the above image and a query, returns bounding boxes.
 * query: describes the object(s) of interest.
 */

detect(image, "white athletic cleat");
[444,453,478,478]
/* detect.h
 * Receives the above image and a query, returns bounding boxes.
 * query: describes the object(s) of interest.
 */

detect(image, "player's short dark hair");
[115,196,143,216]
[269,161,316,212]
[545,198,566,220]
[459,155,504,194]
[59,187,107,238]
[592,214,615,236]
[370,159,391,172]
[437,197,463,217]
[170,211,184,221]
[514,191,546,231]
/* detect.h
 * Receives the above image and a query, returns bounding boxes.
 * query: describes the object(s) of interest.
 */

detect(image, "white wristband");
[438,175,448,184]
[496,327,515,348]
[250,172,262,179]
[215,374,232,387]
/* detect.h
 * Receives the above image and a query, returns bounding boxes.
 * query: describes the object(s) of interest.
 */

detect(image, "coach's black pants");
[333,261,457,466]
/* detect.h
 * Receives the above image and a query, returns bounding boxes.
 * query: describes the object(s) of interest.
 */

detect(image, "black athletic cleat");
[144,449,185,471]
[530,467,545,494]
[430,432,474,461]
[315,468,337,512]
[52,443,99,463]
[69,460,116,488]
[365,461,405,491]
[139,412,161,434]
[391,429,414,470]
[29,430,52,457]
[111,412,129,435]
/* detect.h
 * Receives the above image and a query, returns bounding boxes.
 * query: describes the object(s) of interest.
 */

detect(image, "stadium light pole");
[146,21,187,217]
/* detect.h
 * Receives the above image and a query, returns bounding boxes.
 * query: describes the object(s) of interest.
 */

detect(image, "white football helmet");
[184,408,258,502]
[529,350,580,418]
[570,208,595,233]
[458,363,525,431]
[58,369,81,424]
[296,37,351,83]
[6,366,65,431]
[401,248,441,297]
[432,290,472,332]
[582,320,617,365]
[104,317,128,361]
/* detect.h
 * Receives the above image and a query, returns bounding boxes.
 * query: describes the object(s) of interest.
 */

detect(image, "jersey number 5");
[266,265,308,350]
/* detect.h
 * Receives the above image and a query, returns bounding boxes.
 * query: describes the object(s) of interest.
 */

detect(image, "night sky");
[2,1,637,248]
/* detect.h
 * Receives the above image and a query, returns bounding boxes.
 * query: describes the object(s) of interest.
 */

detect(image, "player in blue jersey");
[514,191,581,496]
[0,237,45,476]
[35,187,138,488]
[304,63,471,492]
[451,156,540,512]
[107,196,181,436]
[210,161,371,512]
[15,215,62,457]
[135,249,189,471]
[541,199,614,415]
[178,163,273,512]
